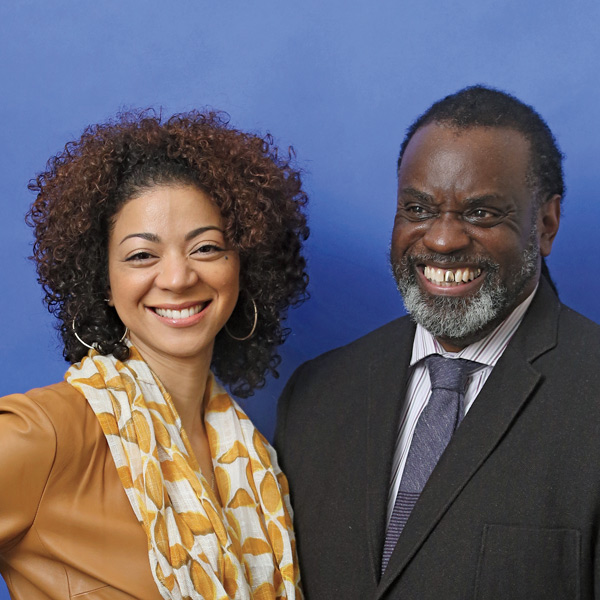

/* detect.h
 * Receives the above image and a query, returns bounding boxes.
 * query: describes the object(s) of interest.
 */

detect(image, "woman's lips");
[149,301,211,326]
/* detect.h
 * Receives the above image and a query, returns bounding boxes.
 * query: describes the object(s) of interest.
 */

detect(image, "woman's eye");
[125,251,155,262]
[194,243,225,256]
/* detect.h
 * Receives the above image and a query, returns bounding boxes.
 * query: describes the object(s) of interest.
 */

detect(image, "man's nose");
[422,212,471,254]
[156,256,199,291]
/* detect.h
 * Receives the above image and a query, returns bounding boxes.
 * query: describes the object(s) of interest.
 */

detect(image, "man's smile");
[422,265,483,287]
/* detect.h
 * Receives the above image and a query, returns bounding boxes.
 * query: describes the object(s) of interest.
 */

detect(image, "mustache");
[397,253,500,272]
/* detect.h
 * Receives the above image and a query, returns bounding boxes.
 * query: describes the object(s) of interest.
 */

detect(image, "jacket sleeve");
[0,393,57,553]
[274,361,310,471]
[274,365,299,462]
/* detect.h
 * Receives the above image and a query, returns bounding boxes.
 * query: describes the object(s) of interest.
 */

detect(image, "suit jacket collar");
[375,278,561,598]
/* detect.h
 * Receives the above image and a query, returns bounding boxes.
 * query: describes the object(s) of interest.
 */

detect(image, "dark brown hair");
[27,109,309,397]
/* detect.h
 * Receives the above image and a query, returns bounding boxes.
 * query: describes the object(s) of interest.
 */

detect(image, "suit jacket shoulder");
[299,316,413,370]
[278,316,414,410]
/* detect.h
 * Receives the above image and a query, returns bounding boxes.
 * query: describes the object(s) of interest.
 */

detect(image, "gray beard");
[391,235,539,342]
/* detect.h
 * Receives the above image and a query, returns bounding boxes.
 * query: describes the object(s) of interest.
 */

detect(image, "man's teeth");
[423,266,482,285]
[154,304,205,319]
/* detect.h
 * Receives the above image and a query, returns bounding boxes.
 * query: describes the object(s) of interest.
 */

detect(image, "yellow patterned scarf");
[66,346,302,600]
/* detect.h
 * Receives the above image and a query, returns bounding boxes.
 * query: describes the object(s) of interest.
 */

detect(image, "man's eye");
[401,204,435,220]
[464,208,503,225]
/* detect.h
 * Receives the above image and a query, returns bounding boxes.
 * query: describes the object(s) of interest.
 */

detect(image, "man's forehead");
[399,124,531,176]
[396,123,535,206]
[405,122,530,154]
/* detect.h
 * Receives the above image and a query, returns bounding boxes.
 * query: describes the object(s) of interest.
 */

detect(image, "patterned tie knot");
[425,355,482,394]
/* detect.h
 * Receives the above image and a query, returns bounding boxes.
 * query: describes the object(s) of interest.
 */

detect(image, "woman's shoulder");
[0,381,96,457]
[0,380,105,496]
[0,382,115,557]
[0,383,82,551]
[2,380,88,418]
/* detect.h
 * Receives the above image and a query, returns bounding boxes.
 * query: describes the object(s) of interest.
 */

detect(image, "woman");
[0,110,308,599]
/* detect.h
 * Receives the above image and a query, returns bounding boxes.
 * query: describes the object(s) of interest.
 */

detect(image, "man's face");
[390,123,559,350]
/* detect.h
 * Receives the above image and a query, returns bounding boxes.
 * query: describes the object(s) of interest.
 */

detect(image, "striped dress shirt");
[386,287,537,523]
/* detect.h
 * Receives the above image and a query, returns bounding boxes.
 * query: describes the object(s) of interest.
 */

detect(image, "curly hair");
[27,109,309,398]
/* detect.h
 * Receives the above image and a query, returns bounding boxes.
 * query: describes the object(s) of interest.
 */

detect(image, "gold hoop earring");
[224,297,258,341]
[72,319,128,351]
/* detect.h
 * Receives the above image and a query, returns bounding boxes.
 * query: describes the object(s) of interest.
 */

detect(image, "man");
[275,86,600,599]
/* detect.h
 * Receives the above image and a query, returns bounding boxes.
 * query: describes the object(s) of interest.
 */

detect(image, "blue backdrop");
[1,2,599,597]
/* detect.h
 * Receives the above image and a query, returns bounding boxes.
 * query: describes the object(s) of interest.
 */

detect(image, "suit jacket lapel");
[365,318,416,583]
[377,279,561,598]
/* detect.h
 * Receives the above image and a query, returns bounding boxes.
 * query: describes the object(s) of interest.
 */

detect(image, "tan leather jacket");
[0,382,163,599]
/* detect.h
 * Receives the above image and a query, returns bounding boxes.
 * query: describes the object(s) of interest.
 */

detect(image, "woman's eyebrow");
[185,226,223,241]
[119,232,160,245]
[119,226,224,245]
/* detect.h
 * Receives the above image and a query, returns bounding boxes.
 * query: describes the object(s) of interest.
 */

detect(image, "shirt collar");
[410,284,538,368]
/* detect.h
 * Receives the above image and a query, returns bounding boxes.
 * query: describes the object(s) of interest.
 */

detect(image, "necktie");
[381,355,482,574]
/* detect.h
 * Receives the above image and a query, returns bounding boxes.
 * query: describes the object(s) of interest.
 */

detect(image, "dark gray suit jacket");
[275,279,600,599]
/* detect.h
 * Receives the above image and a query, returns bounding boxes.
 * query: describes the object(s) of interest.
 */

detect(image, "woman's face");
[107,184,240,367]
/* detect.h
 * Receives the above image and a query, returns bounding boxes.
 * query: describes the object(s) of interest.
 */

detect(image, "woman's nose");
[422,212,471,254]
[155,256,199,291]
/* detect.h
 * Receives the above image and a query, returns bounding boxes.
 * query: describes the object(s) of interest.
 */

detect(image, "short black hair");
[398,85,565,205]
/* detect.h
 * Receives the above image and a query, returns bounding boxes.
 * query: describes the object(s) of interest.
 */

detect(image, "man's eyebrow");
[119,226,223,246]
[398,189,507,206]
[399,187,435,203]
[463,194,505,206]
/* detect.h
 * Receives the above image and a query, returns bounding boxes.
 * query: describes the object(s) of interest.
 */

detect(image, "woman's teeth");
[423,265,482,285]
[154,304,205,319]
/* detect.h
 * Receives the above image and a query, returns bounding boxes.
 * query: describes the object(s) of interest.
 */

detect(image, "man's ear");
[538,194,561,257]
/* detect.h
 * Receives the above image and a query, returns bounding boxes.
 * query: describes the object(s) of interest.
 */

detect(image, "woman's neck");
[132,343,213,434]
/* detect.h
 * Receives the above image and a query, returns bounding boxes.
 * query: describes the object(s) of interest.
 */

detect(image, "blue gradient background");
[1,2,599,597]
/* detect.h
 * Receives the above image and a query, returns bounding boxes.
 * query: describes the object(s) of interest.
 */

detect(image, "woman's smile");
[150,300,211,325]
